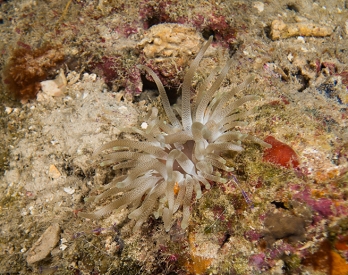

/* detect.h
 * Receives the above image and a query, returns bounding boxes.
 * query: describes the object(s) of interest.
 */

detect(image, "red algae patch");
[263,136,299,169]
[335,235,348,251]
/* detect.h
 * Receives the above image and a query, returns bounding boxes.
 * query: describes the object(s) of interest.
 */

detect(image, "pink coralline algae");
[249,253,269,270]
[244,230,262,242]
[193,13,238,47]
[293,189,333,218]
[139,1,183,28]
[90,56,142,97]
[114,23,138,38]
[336,71,348,86]
[92,56,122,86]
[268,242,296,259]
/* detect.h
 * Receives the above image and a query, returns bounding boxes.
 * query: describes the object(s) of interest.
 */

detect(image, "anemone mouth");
[79,36,271,232]
[163,140,195,174]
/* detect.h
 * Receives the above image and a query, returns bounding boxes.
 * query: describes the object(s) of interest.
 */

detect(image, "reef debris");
[270,19,333,40]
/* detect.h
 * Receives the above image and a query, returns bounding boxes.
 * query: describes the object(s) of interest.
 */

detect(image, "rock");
[138,23,203,61]
[26,223,61,264]
[263,136,300,169]
[253,2,264,13]
[270,19,333,40]
[264,212,306,244]
[138,23,204,88]
[48,164,61,179]
[40,69,67,97]
[263,202,312,245]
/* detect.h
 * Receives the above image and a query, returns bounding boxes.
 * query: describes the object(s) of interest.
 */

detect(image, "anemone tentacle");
[79,36,270,231]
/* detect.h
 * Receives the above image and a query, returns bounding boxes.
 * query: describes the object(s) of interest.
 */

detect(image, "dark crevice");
[201,29,216,41]
[140,73,180,105]
[285,3,299,12]
[271,201,290,210]
[228,41,241,57]
[294,70,310,92]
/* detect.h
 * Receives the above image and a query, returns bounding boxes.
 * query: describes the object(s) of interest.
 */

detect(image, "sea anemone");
[79,36,270,231]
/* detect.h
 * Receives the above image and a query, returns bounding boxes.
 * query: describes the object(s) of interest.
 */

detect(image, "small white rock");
[41,80,63,96]
[253,1,264,12]
[40,69,67,97]
[49,165,61,179]
[141,122,148,129]
[63,187,75,195]
[60,244,68,251]
[90,74,97,81]
[297,36,305,43]
[5,107,13,114]
[118,106,128,113]
[51,140,59,145]
[287,53,294,62]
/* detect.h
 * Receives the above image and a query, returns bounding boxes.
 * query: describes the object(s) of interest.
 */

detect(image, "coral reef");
[0,0,347,274]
